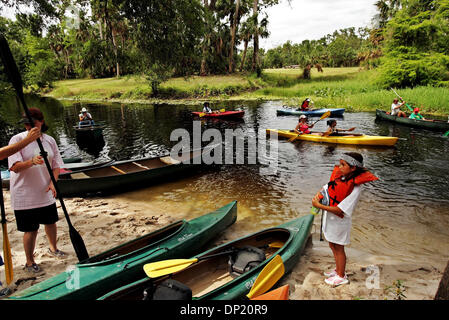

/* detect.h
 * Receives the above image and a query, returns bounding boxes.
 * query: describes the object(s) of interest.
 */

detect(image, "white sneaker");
[323,269,337,278]
[324,269,347,278]
[325,274,349,287]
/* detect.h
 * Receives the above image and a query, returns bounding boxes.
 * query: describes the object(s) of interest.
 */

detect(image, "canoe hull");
[8,201,238,300]
[99,214,314,301]
[267,129,398,146]
[57,150,209,197]
[376,109,449,131]
[192,111,245,119]
[277,108,345,117]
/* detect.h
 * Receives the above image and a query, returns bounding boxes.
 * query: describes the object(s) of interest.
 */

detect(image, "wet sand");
[1,189,447,300]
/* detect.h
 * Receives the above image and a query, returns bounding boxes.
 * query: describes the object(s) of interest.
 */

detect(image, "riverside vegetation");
[44,67,449,116]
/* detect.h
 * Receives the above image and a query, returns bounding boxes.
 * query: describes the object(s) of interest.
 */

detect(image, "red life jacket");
[299,123,311,134]
[326,165,378,207]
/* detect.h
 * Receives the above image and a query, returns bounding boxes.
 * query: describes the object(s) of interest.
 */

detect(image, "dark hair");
[344,152,367,179]
[22,108,49,132]
[327,119,336,127]
[203,102,210,107]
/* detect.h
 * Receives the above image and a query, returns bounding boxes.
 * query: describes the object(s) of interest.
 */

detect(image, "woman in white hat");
[78,107,94,127]
[294,115,314,134]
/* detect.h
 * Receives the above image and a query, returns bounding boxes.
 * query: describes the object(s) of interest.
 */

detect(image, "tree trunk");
[99,20,103,40]
[251,0,260,74]
[111,29,120,77]
[240,38,249,72]
[229,0,240,73]
[435,260,449,300]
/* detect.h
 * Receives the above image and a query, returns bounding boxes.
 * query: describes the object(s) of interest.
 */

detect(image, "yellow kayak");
[266,129,398,147]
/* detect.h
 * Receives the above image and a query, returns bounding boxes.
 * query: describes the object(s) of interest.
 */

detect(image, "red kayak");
[192,110,245,119]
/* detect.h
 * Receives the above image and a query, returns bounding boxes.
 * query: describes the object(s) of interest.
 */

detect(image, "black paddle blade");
[0,34,24,96]
[1,33,90,263]
[70,228,89,262]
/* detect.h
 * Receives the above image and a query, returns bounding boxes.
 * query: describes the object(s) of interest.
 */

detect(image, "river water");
[1,95,448,297]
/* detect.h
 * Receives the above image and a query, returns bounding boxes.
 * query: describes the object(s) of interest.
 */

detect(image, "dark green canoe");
[57,148,209,197]
[376,109,449,131]
[99,214,314,300]
[8,201,237,300]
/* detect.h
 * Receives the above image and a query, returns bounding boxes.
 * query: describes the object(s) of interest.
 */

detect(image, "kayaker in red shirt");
[294,115,314,134]
[300,98,311,111]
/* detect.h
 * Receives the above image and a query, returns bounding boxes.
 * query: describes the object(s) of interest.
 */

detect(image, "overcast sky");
[260,0,379,49]
[1,0,379,50]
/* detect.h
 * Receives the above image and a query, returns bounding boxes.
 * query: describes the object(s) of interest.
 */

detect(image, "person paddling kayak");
[294,115,314,134]
[312,152,379,287]
[321,120,356,137]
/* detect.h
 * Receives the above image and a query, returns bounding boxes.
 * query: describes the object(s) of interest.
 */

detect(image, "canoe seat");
[228,246,265,278]
[71,172,90,179]
[132,162,150,170]
[160,156,181,165]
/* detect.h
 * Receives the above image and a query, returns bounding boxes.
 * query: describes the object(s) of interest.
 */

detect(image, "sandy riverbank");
[0,191,445,300]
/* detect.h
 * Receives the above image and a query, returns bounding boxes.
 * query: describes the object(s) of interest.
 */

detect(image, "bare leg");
[44,223,58,253]
[23,231,38,266]
[328,242,338,272]
[333,243,346,277]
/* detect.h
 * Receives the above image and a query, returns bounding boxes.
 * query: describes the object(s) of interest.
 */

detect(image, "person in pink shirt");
[8,108,66,273]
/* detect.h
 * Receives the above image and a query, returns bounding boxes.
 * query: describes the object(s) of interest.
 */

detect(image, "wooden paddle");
[246,255,285,299]
[0,176,13,285]
[288,110,332,142]
[0,34,89,262]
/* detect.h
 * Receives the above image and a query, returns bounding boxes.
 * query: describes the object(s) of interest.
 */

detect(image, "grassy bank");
[45,68,449,115]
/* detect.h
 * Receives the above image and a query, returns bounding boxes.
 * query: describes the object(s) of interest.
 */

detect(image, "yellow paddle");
[143,249,236,278]
[1,177,13,285]
[246,255,285,299]
[288,110,331,142]
[143,242,284,279]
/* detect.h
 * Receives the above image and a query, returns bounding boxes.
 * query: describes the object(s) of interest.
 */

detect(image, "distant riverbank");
[44,68,449,116]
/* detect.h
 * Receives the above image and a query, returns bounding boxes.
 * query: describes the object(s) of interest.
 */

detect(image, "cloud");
[260,0,378,49]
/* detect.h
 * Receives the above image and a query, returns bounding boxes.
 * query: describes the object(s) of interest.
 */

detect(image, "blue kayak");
[277,108,345,117]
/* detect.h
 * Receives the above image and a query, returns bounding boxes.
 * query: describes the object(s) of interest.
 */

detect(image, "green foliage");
[378,0,449,87]
[262,28,370,69]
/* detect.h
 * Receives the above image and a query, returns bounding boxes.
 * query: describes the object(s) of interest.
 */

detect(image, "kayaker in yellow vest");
[321,120,356,137]
[409,107,425,120]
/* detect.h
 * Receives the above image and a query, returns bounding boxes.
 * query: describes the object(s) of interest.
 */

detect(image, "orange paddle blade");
[252,284,289,300]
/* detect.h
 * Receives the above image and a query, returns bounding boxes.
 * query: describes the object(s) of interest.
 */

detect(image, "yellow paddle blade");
[247,255,285,299]
[268,241,284,249]
[2,224,13,285]
[143,258,199,278]
[199,113,206,117]
[219,109,225,112]
[320,110,331,120]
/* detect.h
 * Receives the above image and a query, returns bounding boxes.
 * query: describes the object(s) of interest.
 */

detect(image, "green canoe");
[57,148,210,197]
[8,201,238,300]
[99,214,314,300]
[376,109,449,131]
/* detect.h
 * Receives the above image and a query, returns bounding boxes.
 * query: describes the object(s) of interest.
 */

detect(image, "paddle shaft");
[0,34,89,262]
[391,88,423,117]
[0,175,13,285]
[289,111,331,142]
